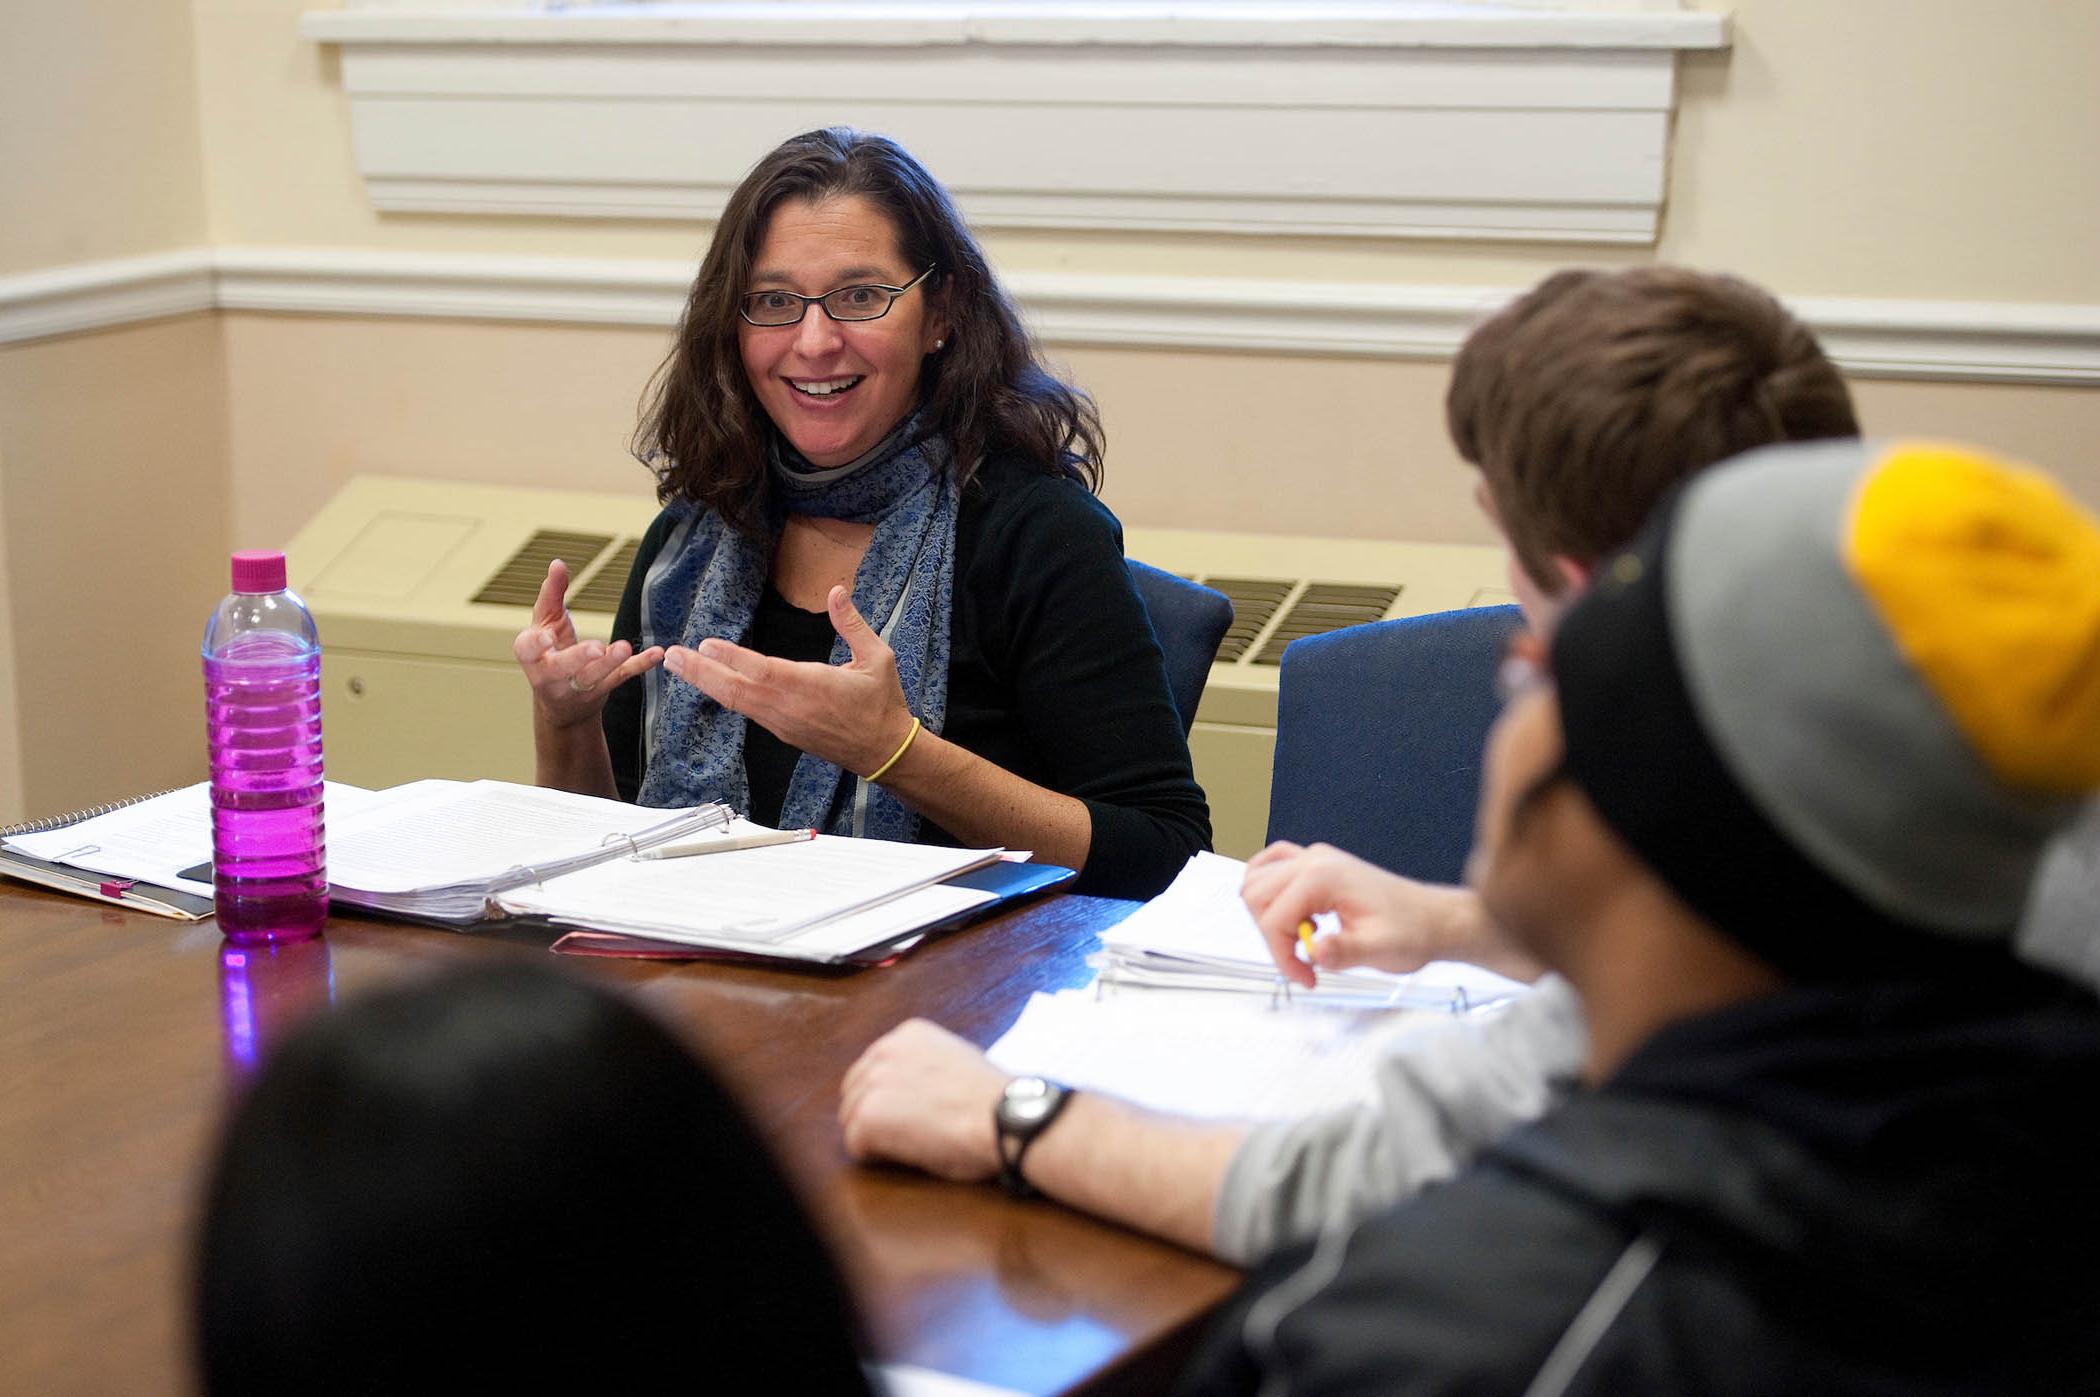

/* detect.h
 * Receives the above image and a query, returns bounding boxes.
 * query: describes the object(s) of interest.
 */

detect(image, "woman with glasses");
[513,127,1208,898]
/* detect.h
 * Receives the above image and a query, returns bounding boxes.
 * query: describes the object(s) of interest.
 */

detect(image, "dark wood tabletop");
[0,879,1240,1397]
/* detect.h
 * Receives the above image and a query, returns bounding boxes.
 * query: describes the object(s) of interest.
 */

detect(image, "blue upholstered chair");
[1127,559,1234,736]
[1266,604,1525,885]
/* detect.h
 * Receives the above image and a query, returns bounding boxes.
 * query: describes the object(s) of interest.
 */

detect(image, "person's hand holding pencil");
[1242,841,1487,989]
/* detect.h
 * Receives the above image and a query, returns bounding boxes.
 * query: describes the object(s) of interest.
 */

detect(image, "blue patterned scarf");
[636,412,958,841]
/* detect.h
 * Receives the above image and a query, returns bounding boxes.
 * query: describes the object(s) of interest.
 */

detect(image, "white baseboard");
[4,246,2098,386]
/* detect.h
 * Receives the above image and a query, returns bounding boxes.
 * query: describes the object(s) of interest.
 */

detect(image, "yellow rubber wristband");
[863,715,921,784]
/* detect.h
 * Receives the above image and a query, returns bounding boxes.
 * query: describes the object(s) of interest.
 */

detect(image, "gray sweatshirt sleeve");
[1210,975,1586,1266]
[2018,801,2099,989]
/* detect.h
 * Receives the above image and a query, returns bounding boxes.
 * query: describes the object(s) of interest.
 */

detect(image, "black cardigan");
[601,454,1211,899]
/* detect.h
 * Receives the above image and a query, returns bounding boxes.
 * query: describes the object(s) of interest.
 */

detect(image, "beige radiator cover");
[286,477,1510,857]
[286,476,657,791]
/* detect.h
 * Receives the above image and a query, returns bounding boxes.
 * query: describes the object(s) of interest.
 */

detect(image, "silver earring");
[934,339,945,351]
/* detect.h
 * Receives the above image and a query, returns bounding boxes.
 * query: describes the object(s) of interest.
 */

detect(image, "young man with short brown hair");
[838,265,1866,1267]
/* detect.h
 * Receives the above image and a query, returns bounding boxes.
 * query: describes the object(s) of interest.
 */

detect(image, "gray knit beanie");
[1550,439,2100,978]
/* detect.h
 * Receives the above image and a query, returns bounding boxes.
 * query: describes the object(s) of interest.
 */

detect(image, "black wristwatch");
[994,1076,1073,1198]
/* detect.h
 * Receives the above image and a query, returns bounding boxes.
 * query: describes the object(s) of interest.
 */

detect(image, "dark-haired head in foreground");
[195,962,873,1396]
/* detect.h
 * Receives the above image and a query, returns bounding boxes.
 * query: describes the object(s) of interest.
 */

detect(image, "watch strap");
[995,1081,1073,1198]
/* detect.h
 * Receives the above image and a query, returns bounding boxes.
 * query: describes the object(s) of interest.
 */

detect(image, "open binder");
[314,780,740,924]
[302,780,1023,963]
[3,779,1066,965]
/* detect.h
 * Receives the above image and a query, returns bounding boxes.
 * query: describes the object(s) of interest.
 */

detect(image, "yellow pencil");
[1297,918,1316,961]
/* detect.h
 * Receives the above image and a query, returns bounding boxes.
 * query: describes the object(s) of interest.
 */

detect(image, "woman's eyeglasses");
[738,267,937,327]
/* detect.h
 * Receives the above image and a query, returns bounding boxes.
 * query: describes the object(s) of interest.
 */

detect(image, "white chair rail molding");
[298,0,1731,242]
[6,246,2100,387]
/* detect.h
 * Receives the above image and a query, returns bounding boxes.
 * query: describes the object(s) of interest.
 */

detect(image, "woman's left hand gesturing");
[663,585,917,777]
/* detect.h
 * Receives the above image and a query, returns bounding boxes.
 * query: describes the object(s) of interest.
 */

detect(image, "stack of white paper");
[1096,852,1528,1012]
[987,987,1466,1121]
[501,830,1000,958]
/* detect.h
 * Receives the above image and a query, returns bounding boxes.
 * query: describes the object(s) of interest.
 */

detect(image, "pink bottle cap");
[230,551,287,594]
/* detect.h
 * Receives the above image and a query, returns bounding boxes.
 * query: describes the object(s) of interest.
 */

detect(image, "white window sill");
[301,1,1731,242]
[303,2,1729,50]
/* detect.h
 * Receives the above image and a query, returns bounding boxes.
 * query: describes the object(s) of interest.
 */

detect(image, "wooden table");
[0,881,1240,1396]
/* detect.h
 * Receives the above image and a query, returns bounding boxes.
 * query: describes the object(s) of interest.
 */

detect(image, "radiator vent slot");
[471,530,615,607]
[1251,582,1404,665]
[569,538,640,614]
[1206,577,1295,662]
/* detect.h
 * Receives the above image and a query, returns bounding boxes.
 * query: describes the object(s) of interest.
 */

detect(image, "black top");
[1176,965,2100,1395]
[739,585,837,828]
[601,452,1211,899]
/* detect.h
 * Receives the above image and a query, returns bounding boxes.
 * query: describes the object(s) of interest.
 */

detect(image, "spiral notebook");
[0,781,386,921]
[0,780,711,925]
[2,784,221,919]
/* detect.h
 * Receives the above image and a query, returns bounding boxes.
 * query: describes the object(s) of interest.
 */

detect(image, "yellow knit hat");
[1845,442,2100,793]
[1553,438,2100,968]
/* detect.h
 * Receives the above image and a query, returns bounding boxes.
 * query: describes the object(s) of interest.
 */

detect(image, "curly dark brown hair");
[1447,266,1859,593]
[636,127,1104,535]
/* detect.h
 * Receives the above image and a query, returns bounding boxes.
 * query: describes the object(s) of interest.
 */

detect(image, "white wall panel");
[307,5,1723,241]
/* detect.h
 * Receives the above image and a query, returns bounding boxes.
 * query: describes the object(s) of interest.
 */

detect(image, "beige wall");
[0,318,232,821]
[1089,350,2100,529]
[0,444,22,810]
[191,0,2099,545]
[220,314,670,550]
[216,317,2100,568]
[188,0,2100,301]
[0,0,218,819]
[3,0,2098,821]
[1664,0,2100,301]
[1849,380,2100,513]
[0,0,210,274]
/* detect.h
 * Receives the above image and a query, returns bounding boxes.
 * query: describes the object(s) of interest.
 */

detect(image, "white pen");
[640,828,816,860]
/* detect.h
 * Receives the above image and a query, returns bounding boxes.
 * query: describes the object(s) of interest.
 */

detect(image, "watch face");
[1000,1077,1059,1130]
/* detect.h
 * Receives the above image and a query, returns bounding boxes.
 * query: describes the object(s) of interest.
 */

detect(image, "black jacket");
[602,453,1211,900]
[1179,965,2100,1394]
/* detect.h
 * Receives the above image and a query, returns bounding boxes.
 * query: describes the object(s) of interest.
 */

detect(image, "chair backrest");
[1266,604,1524,885]
[1126,559,1234,736]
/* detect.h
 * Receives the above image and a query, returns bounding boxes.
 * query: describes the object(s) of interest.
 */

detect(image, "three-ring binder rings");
[3,778,1044,964]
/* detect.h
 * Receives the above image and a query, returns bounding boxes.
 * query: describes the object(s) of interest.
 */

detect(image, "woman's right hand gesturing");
[513,559,663,730]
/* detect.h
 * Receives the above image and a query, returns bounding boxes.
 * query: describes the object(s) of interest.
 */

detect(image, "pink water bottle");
[202,550,327,944]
